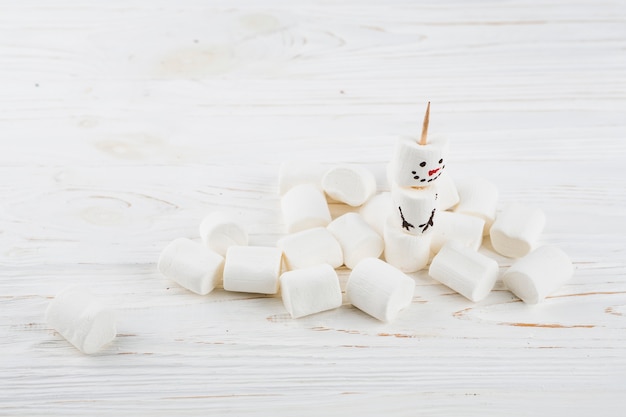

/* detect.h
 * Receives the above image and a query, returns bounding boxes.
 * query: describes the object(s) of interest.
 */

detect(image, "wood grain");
[1,0,625,415]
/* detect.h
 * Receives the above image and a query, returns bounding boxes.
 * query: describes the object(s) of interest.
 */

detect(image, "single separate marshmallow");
[435,171,460,210]
[158,238,224,295]
[277,227,343,270]
[223,246,283,294]
[390,183,438,236]
[326,213,384,269]
[490,203,546,258]
[429,241,499,302]
[383,215,432,273]
[359,192,394,236]
[346,257,415,322]
[322,164,377,207]
[390,135,448,187]
[46,286,117,354]
[430,211,485,254]
[503,245,573,304]
[281,183,332,233]
[280,264,342,318]
[453,176,499,235]
[278,161,327,195]
[199,211,248,256]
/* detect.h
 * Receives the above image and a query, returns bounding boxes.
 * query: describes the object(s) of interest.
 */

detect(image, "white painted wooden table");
[1,1,625,415]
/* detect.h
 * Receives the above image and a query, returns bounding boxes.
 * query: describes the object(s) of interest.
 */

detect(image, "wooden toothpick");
[419,101,430,145]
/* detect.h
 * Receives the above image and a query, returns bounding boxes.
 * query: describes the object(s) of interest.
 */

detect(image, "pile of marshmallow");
[271,133,573,318]
[45,110,574,354]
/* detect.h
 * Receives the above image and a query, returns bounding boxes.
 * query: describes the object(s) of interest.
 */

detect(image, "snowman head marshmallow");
[390,102,449,188]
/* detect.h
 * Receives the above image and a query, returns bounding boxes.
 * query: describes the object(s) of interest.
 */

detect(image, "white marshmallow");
[430,211,485,254]
[326,213,384,269]
[435,171,460,210]
[383,215,432,273]
[281,183,332,233]
[503,245,573,304]
[322,164,377,207]
[453,176,499,235]
[223,246,283,294]
[390,183,439,236]
[278,161,326,195]
[358,192,394,236]
[346,257,415,322]
[158,238,224,295]
[45,286,117,354]
[277,227,343,270]
[390,135,449,187]
[199,211,248,256]
[490,203,546,258]
[428,241,499,302]
[280,264,342,318]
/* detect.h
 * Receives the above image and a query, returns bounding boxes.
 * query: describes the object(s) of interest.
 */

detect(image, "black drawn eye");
[413,175,419,180]
[420,161,426,167]
[411,171,416,174]
[439,159,443,164]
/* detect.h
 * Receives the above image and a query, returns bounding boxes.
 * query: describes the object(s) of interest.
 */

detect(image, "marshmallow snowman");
[389,102,446,236]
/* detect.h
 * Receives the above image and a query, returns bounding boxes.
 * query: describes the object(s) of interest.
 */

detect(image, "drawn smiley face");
[410,158,446,184]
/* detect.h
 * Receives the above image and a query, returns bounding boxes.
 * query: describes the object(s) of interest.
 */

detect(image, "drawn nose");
[428,168,440,176]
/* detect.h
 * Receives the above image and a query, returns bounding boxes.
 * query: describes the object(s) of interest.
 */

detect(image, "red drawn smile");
[428,168,440,176]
